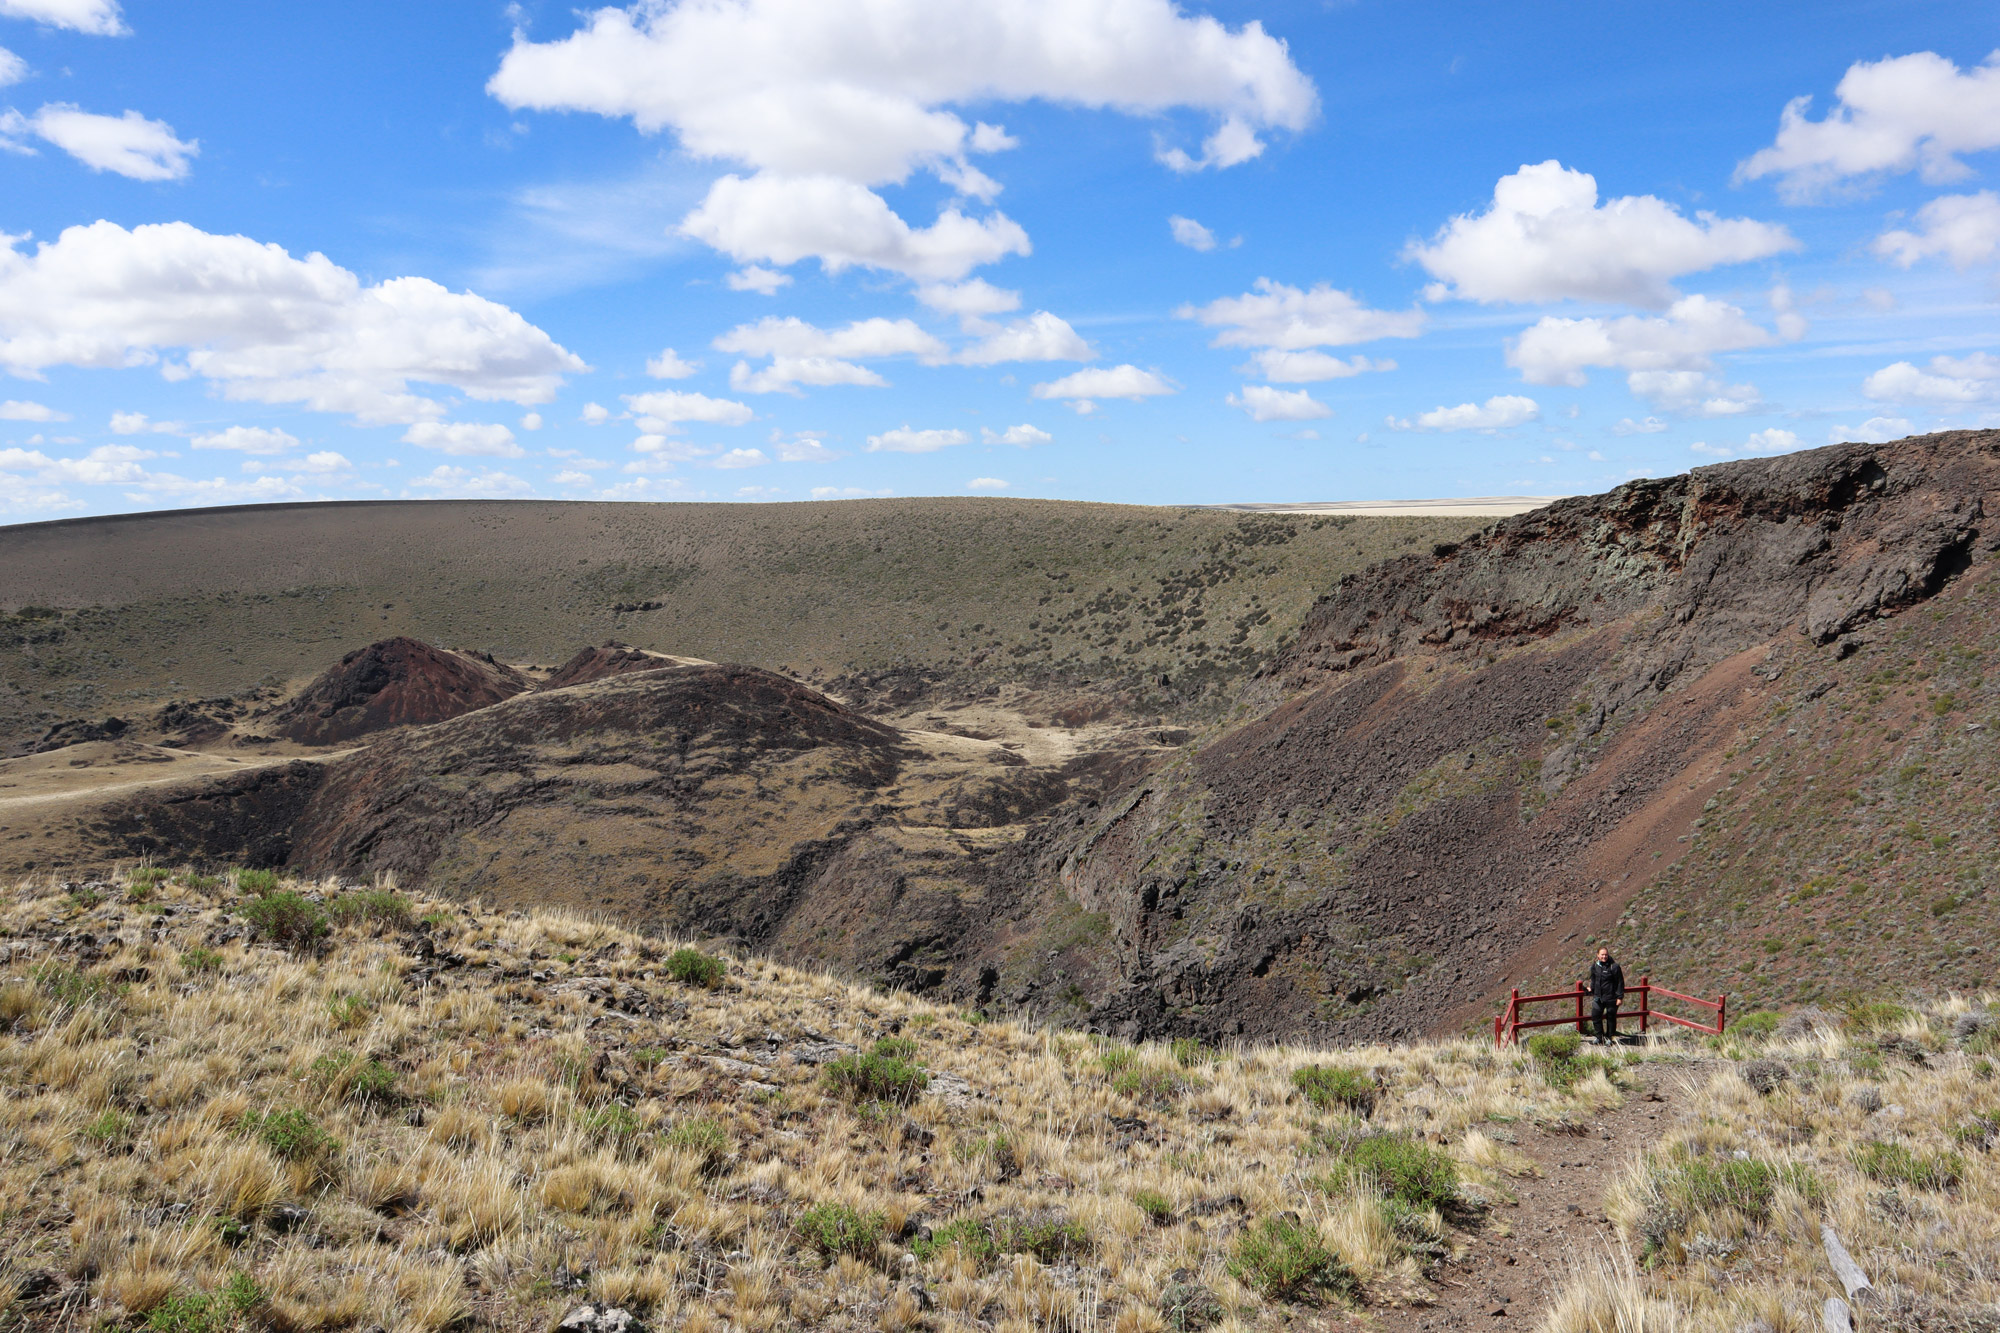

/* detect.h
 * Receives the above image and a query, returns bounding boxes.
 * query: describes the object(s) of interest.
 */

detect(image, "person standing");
[1587,946,1625,1045]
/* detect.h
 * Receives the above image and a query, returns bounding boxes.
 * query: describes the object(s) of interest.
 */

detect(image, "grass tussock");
[0,865,1621,1331]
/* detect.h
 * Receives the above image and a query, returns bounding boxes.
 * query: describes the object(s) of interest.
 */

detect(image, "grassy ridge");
[0,499,1485,751]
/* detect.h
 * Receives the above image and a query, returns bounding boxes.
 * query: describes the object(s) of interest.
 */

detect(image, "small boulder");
[1158,1269,1225,1332]
[557,1307,647,1333]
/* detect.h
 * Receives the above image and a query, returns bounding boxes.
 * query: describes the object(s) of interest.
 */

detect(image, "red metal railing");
[1493,976,1726,1046]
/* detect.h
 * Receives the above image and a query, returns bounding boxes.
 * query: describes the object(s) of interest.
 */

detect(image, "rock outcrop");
[269,637,530,745]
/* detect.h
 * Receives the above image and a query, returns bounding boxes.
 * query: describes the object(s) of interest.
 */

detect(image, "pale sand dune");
[1206,495,1563,516]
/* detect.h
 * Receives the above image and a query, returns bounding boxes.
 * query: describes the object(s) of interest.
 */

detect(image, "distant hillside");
[0,498,1482,754]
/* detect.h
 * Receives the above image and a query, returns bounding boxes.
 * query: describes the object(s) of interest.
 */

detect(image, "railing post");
[1640,975,1650,1036]
[1575,980,1586,1035]
[1716,993,1727,1037]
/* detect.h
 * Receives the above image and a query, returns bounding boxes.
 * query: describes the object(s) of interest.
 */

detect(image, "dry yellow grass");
[1538,1000,2000,1333]
[0,866,1631,1332]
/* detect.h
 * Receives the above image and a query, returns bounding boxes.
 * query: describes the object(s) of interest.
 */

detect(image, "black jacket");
[1590,959,1625,1003]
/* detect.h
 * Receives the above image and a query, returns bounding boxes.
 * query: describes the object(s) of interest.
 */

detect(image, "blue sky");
[1,0,1997,519]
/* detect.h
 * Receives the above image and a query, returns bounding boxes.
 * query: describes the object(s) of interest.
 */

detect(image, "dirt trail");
[1373,1054,1700,1331]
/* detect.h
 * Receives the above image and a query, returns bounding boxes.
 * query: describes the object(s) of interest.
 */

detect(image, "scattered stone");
[1158,1269,1225,1332]
[556,1306,646,1333]
[927,1071,977,1109]
[13,1271,58,1301]
[265,1203,311,1234]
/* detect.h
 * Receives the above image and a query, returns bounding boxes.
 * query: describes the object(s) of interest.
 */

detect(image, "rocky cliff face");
[1016,432,1997,1041]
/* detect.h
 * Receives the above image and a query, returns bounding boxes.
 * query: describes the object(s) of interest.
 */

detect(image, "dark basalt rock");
[270,637,529,745]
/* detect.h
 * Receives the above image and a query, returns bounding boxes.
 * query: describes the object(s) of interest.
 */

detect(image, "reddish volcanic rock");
[270,637,528,745]
[540,641,687,691]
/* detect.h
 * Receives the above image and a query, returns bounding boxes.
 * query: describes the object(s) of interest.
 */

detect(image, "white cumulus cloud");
[191,426,300,455]
[401,421,525,458]
[489,0,1313,279]
[623,389,754,432]
[956,311,1093,365]
[1389,395,1540,432]
[916,278,1019,322]
[0,0,126,35]
[725,264,791,294]
[25,105,196,180]
[0,47,24,87]
[645,347,700,378]
[712,447,769,468]
[1250,350,1394,383]
[407,464,534,497]
[0,221,585,425]
[1625,371,1763,418]
[1408,161,1796,306]
[1692,428,1803,459]
[682,172,1030,281]
[0,398,62,420]
[966,476,1009,491]
[866,425,969,453]
[1613,416,1669,435]
[717,314,946,394]
[1737,51,2000,200]
[297,450,351,474]
[1831,416,1913,444]
[1169,215,1217,251]
[1863,351,2000,404]
[1507,296,1774,408]
[981,424,1050,446]
[1228,384,1330,422]
[1874,191,2000,269]
[1031,364,1175,413]
[1181,278,1425,352]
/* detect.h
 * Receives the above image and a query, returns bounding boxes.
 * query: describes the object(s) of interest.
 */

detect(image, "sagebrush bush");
[235,868,281,896]
[664,946,726,988]
[1228,1216,1356,1302]
[1854,1141,1962,1190]
[794,1203,884,1257]
[236,893,328,950]
[823,1040,929,1103]
[1316,1132,1458,1211]
[1291,1064,1375,1114]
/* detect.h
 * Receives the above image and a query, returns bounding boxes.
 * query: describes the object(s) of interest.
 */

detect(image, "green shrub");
[1732,1011,1782,1038]
[912,1217,998,1268]
[1651,1154,1823,1231]
[1846,1001,1913,1031]
[992,1214,1090,1262]
[581,1103,642,1148]
[243,1109,338,1164]
[1316,1134,1457,1212]
[1170,1037,1212,1068]
[1112,1065,1194,1103]
[794,1202,884,1257]
[236,892,329,951]
[84,1109,133,1145]
[872,1036,918,1061]
[330,891,413,929]
[307,1051,398,1105]
[1525,1030,1582,1062]
[1134,1190,1174,1224]
[823,1040,929,1103]
[664,947,726,988]
[326,994,370,1029]
[126,881,155,904]
[235,868,281,896]
[1228,1216,1357,1303]
[144,1274,262,1333]
[67,885,103,909]
[633,1047,670,1070]
[1096,1045,1138,1075]
[1854,1141,1962,1190]
[32,963,113,1009]
[179,872,223,892]
[1291,1065,1375,1114]
[178,947,223,975]
[665,1116,730,1168]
